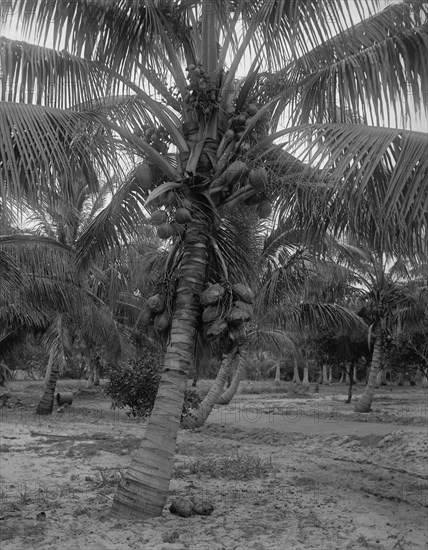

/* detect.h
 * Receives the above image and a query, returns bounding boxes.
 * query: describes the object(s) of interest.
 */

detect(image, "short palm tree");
[1,0,427,520]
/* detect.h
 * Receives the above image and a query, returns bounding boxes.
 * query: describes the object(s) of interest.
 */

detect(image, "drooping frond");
[0,102,117,203]
[267,2,428,127]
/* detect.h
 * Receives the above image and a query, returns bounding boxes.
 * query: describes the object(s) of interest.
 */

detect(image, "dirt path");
[206,406,427,437]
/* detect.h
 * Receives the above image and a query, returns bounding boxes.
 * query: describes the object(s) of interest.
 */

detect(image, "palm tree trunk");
[292,357,301,384]
[36,348,58,415]
[217,352,246,405]
[354,325,382,413]
[421,367,428,388]
[345,362,354,404]
[181,349,238,429]
[111,218,209,520]
[274,363,281,384]
[302,364,309,385]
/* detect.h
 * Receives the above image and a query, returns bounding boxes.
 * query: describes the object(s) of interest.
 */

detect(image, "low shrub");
[105,347,201,420]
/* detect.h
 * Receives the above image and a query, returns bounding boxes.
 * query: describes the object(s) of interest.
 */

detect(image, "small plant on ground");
[174,451,273,480]
[105,346,201,420]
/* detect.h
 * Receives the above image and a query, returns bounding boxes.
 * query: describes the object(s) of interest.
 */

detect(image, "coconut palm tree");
[332,241,427,412]
[1,0,427,520]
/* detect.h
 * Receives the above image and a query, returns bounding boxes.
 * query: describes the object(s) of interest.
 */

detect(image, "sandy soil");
[0,381,427,550]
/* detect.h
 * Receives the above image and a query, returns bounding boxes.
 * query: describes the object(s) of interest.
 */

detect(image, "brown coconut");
[146,293,165,313]
[256,199,273,219]
[228,325,247,346]
[157,222,174,239]
[206,319,228,340]
[200,284,225,306]
[248,168,268,193]
[150,210,168,226]
[139,305,154,326]
[202,305,222,324]
[169,497,194,518]
[175,207,192,224]
[154,311,170,332]
[135,164,153,190]
[234,300,254,318]
[218,335,235,354]
[231,283,255,304]
[227,306,251,325]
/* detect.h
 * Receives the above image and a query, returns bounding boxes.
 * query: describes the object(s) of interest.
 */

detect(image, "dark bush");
[105,347,201,420]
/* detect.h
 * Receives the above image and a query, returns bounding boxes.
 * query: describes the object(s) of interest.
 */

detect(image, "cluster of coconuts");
[150,198,193,240]
[140,292,170,333]
[200,282,255,351]
[213,159,272,218]
[183,63,210,105]
[224,101,269,153]
[133,125,169,154]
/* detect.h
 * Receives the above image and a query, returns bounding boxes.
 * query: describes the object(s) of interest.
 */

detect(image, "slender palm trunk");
[274,363,281,384]
[36,348,58,415]
[421,367,428,388]
[322,364,330,385]
[181,349,238,429]
[111,218,209,520]
[302,364,309,385]
[354,325,382,413]
[217,352,246,405]
[292,357,301,384]
[345,362,354,404]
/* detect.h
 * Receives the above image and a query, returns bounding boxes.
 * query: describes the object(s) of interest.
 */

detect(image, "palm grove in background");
[0,0,427,520]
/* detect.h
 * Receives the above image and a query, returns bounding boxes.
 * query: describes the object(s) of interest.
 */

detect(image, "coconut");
[227,306,251,325]
[146,293,165,313]
[246,103,259,116]
[248,168,268,193]
[231,283,255,304]
[139,305,154,326]
[150,210,169,226]
[180,197,193,210]
[200,284,225,306]
[135,164,153,190]
[202,305,222,324]
[218,335,235,354]
[206,319,228,340]
[175,207,192,224]
[228,325,247,346]
[256,199,273,219]
[154,311,170,332]
[234,301,254,318]
[157,222,174,239]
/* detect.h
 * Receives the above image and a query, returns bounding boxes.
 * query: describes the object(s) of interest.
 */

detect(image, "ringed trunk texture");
[181,349,238,429]
[111,219,209,520]
[36,348,58,415]
[217,352,247,405]
[354,325,382,413]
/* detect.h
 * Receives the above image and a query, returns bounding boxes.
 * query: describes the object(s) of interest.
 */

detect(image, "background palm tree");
[1,0,427,520]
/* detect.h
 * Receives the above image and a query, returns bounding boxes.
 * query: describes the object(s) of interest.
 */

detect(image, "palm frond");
[0,102,117,203]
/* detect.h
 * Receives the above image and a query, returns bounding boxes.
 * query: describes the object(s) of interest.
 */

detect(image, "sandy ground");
[0,381,427,550]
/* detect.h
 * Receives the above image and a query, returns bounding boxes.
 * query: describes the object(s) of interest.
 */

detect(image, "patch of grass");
[174,451,273,480]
